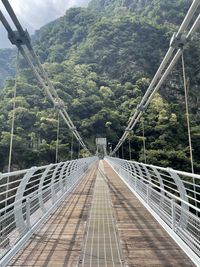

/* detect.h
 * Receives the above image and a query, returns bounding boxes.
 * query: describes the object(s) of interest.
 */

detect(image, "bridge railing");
[0,156,98,266]
[105,156,200,265]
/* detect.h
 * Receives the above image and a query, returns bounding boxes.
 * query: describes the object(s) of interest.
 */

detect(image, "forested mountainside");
[0,0,200,172]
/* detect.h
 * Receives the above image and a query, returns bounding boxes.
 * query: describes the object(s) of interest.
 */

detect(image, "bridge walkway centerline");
[7,160,195,267]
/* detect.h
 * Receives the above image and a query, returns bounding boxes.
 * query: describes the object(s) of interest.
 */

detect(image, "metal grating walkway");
[79,162,124,267]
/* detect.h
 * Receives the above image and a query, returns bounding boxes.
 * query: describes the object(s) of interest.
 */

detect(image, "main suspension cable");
[111,1,200,156]
[0,0,89,154]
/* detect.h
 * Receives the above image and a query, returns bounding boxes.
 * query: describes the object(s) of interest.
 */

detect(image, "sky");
[0,0,90,48]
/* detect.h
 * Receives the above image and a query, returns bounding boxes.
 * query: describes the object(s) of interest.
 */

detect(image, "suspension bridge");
[0,0,200,266]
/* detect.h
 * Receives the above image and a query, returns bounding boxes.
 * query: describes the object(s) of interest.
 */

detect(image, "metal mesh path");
[79,162,124,267]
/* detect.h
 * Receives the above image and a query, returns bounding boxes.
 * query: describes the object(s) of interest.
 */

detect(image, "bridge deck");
[8,161,195,267]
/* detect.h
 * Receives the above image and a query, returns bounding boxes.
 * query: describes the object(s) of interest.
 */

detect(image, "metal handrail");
[0,156,98,267]
[105,156,200,265]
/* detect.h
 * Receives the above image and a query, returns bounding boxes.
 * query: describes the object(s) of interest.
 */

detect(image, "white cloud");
[0,0,90,48]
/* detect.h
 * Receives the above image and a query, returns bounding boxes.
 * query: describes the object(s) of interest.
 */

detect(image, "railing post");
[171,199,176,231]
[150,166,165,203]
[59,161,69,193]
[69,160,78,189]
[14,167,36,235]
[38,165,53,213]
[51,162,63,204]
[167,168,189,228]
[26,198,31,230]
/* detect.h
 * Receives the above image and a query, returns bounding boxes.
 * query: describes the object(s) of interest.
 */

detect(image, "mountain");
[0,0,200,172]
[88,0,191,25]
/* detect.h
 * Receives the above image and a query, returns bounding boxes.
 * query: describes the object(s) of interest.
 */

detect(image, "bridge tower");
[96,138,107,158]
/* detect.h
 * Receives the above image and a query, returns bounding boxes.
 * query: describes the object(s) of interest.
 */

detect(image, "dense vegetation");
[0,0,200,173]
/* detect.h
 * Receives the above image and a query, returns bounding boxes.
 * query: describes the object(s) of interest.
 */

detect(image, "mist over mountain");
[0,0,90,48]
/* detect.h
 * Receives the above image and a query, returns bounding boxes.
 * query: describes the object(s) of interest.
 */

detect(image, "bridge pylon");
[96,138,107,158]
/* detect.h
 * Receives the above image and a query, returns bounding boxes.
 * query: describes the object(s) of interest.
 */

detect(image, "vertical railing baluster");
[171,199,176,231]
[147,184,149,205]
[26,198,31,230]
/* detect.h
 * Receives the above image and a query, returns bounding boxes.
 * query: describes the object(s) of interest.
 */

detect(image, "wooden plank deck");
[7,160,195,267]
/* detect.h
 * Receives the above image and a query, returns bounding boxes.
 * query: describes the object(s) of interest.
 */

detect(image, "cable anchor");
[8,30,31,46]
[137,104,146,113]
[170,33,188,49]
[70,127,77,132]
[54,99,65,110]
[125,128,133,133]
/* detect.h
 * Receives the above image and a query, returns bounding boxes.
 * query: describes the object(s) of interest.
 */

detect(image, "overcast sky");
[0,0,90,48]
